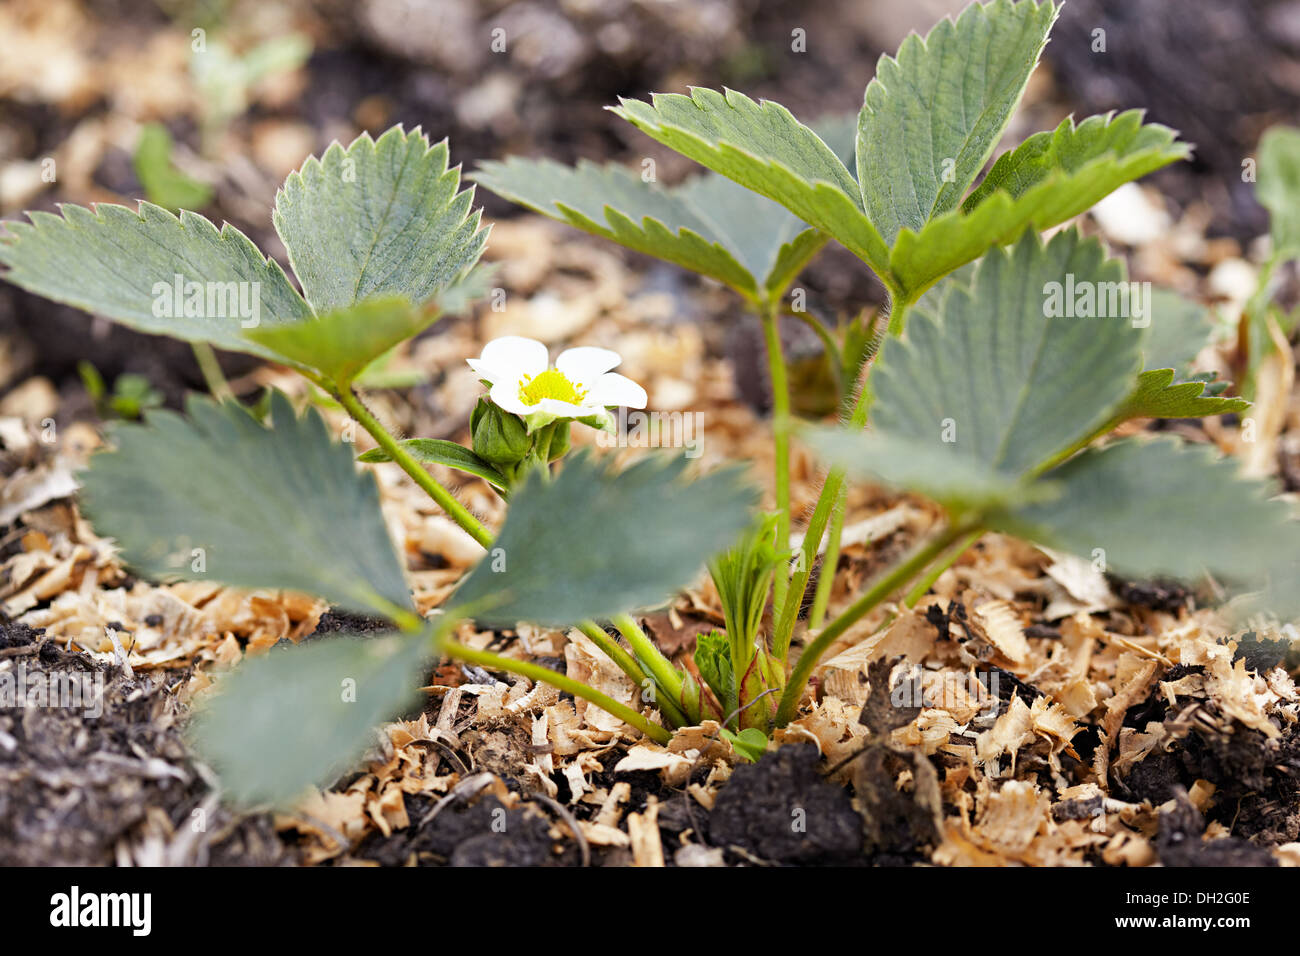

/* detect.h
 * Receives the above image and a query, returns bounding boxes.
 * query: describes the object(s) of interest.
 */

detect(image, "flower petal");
[488,380,533,417]
[556,346,621,388]
[477,336,548,381]
[465,358,499,383]
[535,398,592,419]
[589,372,648,409]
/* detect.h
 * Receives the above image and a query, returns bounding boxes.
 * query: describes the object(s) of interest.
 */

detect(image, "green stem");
[903,528,983,608]
[772,378,872,660]
[774,522,966,727]
[192,342,232,401]
[612,612,684,703]
[443,639,671,744]
[774,292,912,663]
[808,482,846,629]
[577,620,690,728]
[759,298,793,615]
[336,386,493,548]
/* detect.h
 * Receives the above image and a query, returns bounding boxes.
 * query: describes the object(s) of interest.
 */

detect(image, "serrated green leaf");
[272,126,487,313]
[80,391,412,616]
[450,452,758,627]
[475,116,855,303]
[1110,368,1249,423]
[999,437,1290,581]
[0,202,312,358]
[610,88,891,274]
[190,629,430,805]
[246,295,433,385]
[807,230,1143,510]
[891,112,1189,299]
[677,171,824,297]
[472,156,764,296]
[357,438,508,490]
[1259,126,1300,259]
[856,0,1058,244]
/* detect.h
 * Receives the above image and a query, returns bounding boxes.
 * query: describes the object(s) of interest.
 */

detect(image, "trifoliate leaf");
[357,438,508,491]
[0,202,312,358]
[856,0,1058,244]
[476,115,856,302]
[1258,125,1300,259]
[1110,368,1249,423]
[472,157,765,296]
[190,629,430,805]
[80,391,412,616]
[890,112,1189,298]
[272,126,487,313]
[610,88,891,274]
[1000,437,1291,582]
[450,452,758,627]
[807,230,1143,510]
[246,295,434,386]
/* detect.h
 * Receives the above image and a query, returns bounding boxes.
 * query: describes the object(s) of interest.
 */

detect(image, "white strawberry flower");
[467,335,648,432]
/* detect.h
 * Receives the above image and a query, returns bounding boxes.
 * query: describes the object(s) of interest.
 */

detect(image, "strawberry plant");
[0,0,1293,805]
[476,0,1288,734]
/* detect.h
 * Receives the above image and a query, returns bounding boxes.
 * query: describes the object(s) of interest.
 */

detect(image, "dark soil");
[708,744,863,865]
[0,620,286,866]
[354,792,578,867]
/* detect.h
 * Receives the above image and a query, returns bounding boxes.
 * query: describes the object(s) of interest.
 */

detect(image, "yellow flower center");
[518,368,587,407]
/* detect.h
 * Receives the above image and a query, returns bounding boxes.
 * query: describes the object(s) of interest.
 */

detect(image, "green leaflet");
[474,114,857,302]
[807,229,1145,512]
[357,438,509,491]
[857,0,1058,244]
[890,112,1189,299]
[273,126,487,313]
[611,88,892,275]
[473,157,766,297]
[1110,369,1249,423]
[190,629,431,804]
[1259,125,1300,260]
[80,391,412,617]
[450,452,758,627]
[0,202,312,359]
[246,295,435,386]
[1000,437,1291,582]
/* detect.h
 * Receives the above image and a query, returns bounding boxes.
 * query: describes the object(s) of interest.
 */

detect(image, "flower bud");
[472,399,531,467]
[547,420,571,462]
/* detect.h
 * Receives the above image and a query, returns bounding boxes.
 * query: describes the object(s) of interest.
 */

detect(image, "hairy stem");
[612,612,683,702]
[774,292,913,663]
[774,522,966,727]
[759,298,793,614]
[336,386,493,548]
[443,639,671,744]
[577,620,690,728]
